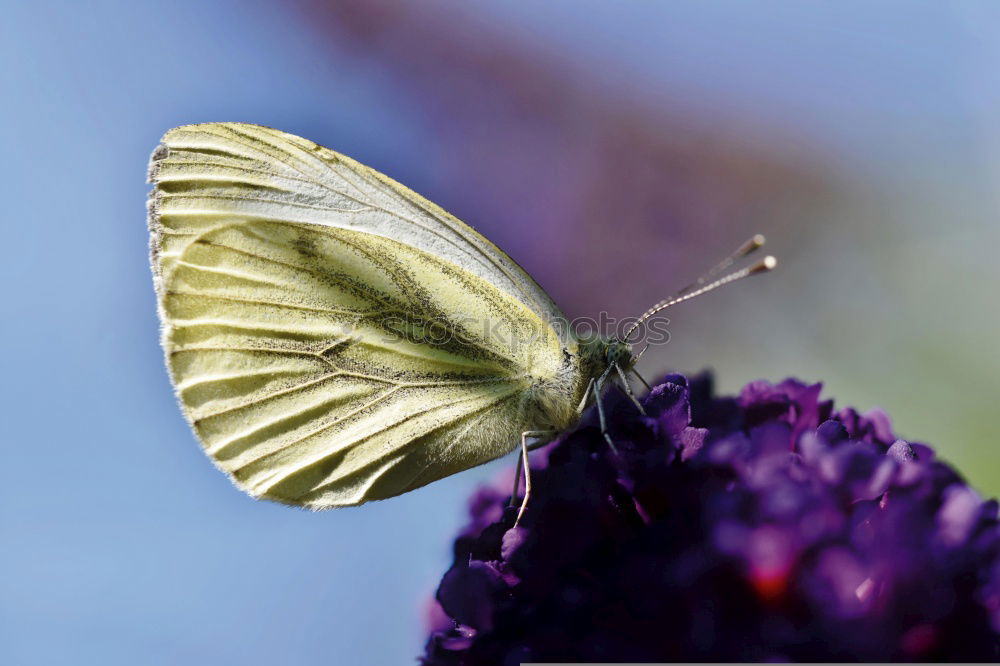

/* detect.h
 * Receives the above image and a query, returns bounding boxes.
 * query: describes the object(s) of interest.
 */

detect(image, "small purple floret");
[421,374,1000,663]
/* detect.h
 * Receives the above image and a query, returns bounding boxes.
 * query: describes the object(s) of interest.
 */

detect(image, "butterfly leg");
[632,369,652,391]
[509,432,556,501]
[615,363,647,416]
[627,344,653,393]
[576,377,596,414]
[594,367,619,455]
[512,429,557,527]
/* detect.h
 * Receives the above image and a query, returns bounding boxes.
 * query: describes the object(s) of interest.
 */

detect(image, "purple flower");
[421,374,1000,663]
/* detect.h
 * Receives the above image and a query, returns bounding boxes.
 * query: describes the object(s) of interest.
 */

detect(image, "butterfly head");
[604,338,636,371]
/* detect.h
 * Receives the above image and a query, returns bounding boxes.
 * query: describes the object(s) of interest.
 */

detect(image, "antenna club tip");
[747,255,777,274]
[752,233,766,247]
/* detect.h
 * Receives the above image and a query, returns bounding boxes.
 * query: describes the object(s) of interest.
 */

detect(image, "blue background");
[3,2,998,664]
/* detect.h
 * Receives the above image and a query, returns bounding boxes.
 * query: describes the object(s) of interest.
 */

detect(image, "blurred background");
[2,1,998,663]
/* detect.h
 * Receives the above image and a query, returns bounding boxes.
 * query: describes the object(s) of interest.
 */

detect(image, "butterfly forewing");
[150,123,566,332]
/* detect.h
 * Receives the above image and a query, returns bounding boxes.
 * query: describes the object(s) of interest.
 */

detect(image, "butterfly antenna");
[676,234,767,296]
[624,238,775,342]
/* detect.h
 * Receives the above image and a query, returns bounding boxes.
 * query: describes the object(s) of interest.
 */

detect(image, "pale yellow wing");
[148,122,568,337]
[155,219,567,508]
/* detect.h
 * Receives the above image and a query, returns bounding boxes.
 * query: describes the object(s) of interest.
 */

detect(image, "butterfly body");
[149,123,631,509]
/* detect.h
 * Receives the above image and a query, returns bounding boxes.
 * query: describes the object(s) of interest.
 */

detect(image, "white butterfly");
[148,123,773,519]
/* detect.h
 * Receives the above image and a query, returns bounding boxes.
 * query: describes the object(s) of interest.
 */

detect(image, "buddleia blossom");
[421,374,1000,663]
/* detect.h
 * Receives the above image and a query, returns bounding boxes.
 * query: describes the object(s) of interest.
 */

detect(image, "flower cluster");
[422,374,1000,663]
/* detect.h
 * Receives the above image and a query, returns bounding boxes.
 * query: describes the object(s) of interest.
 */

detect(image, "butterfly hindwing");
[158,218,564,507]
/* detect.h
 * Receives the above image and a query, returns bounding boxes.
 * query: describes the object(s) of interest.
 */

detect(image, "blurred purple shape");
[422,374,1000,663]
[295,0,830,318]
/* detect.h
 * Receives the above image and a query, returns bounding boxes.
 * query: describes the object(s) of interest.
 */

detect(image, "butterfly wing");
[149,122,567,334]
[150,128,575,507]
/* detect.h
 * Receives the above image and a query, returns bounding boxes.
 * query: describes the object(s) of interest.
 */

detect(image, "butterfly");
[148,123,773,520]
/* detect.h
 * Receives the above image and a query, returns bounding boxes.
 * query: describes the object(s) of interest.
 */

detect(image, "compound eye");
[606,342,624,364]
